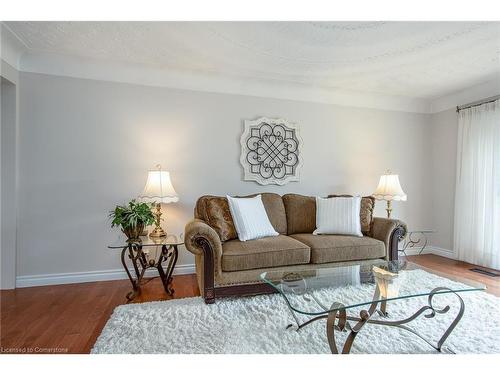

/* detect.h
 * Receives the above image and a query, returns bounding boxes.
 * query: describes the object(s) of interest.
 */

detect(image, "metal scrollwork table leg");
[120,243,179,301]
[400,230,435,257]
[286,286,465,354]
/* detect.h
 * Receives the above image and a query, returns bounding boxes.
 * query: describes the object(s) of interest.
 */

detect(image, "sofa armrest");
[370,217,407,261]
[184,219,223,303]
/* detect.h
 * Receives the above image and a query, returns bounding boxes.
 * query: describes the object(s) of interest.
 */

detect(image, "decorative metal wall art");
[240,117,303,185]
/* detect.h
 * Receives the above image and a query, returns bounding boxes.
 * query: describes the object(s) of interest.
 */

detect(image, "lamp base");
[386,200,393,219]
[149,226,167,238]
[149,202,167,238]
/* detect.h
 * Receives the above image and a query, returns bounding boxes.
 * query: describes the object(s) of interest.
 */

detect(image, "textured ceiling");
[5,21,500,98]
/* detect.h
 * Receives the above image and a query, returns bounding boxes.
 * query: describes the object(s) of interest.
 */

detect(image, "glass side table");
[108,234,183,301]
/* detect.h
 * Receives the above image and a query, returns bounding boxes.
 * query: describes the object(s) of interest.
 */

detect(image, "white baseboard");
[401,246,456,259]
[399,246,428,256]
[427,246,457,259]
[15,264,196,288]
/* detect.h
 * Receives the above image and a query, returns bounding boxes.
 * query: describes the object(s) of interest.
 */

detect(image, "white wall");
[17,71,434,281]
[1,65,18,289]
[430,109,458,253]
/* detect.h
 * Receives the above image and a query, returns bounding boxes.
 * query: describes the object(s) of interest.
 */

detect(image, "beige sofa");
[185,193,407,304]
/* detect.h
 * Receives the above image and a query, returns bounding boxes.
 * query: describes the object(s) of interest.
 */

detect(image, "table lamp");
[373,171,407,218]
[138,164,179,238]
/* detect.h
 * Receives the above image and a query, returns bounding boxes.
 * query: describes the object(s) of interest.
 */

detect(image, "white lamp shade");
[373,173,407,201]
[138,170,179,203]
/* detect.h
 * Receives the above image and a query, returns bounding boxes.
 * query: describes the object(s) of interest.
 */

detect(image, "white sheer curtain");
[454,99,500,270]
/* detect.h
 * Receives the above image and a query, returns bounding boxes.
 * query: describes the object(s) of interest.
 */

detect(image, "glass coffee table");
[260,260,486,354]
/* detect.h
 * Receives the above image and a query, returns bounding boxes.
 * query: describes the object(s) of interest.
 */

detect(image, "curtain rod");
[456,94,500,112]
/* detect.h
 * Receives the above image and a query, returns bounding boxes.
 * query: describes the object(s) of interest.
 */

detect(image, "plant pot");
[122,223,145,241]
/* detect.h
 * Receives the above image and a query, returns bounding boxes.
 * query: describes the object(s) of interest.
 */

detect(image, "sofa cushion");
[194,195,218,222]
[290,233,385,264]
[314,196,363,237]
[194,193,287,237]
[239,193,287,235]
[227,194,279,241]
[282,194,316,235]
[205,197,238,241]
[328,195,375,235]
[221,235,310,272]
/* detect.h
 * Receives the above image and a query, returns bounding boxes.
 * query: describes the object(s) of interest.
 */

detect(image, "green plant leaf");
[109,199,155,230]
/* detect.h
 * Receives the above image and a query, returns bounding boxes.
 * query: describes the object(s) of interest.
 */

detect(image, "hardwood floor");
[407,254,500,297]
[1,255,498,354]
[0,275,200,354]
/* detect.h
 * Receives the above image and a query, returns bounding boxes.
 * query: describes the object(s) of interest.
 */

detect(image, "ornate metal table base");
[120,242,179,301]
[287,287,465,354]
[400,230,436,257]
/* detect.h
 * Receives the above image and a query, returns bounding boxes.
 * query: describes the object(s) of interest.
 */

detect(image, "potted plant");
[109,200,155,241]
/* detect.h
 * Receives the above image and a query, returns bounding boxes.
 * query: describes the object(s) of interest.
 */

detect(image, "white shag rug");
[92,269,500,354]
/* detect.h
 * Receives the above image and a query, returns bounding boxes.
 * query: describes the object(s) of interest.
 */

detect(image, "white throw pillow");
[226,195,279,242]
[313,196,363,237]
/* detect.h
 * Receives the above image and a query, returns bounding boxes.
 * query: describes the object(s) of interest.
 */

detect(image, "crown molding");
[19,51,433,114]
[14,45,498,114]
[0,23,27,69]
[430,78,500,113]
